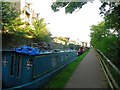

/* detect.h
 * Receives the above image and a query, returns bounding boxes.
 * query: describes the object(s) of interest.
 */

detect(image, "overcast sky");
[30,0,104,45]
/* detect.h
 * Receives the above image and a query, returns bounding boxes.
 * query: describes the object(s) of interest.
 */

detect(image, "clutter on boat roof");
[15,46,40,55]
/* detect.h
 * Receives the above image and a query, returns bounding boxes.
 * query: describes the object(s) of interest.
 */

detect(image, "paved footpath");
[65,49,108,88]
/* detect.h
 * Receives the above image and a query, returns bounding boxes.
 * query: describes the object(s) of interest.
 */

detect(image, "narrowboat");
[2,46,77,89]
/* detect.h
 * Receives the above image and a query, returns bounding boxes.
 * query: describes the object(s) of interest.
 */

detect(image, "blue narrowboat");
[2,46,77,89]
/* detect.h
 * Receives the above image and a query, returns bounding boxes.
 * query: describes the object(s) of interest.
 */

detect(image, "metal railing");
[95,49,120,89]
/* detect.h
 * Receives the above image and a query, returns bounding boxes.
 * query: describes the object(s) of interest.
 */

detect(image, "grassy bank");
[43,49,89,88]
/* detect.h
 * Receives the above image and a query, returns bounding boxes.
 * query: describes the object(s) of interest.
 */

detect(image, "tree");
[99,2,120,66]
[32,18,51,42]
[90,21,119,67]
[99,2,120,36]
[90,21,110,47]
[1,2,22,32]
[51,2,87,13]
[1,2,34,37]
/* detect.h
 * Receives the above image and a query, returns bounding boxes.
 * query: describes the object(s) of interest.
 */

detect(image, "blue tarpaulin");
[15,46,40,55]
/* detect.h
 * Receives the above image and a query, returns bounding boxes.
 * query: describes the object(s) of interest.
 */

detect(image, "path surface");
[65,49,108,88]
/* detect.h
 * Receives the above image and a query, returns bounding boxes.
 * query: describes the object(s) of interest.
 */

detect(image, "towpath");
[65,49,108,88]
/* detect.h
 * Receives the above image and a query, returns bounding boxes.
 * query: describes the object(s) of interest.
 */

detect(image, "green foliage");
[99,2,120,36]
[1,2,51,49]
[2,2,19,23]
[1,2,32,49]
[1,2,22,32]
[51,2,87,13]
[90,21,120,68]
[1,2,30,37]
[51,2,69,12]
[90,22,110,48]
[32,18,51,42]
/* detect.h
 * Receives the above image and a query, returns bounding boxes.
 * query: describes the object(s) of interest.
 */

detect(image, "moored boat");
[2,46,77,89]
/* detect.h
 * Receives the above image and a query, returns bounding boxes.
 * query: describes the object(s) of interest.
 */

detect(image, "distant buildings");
[69,40,77,45]
[69,40,88,47]
[52,36,88,47]
[53,37,70,45]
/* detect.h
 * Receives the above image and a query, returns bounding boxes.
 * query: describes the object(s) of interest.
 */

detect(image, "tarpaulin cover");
[15,46,40,55]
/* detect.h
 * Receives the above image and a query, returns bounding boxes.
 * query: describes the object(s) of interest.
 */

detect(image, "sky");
[30,0,104,46]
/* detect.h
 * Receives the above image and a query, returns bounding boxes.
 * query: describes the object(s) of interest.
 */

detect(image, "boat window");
[16,56,22,78]
[52,56,57,67]
[66,54,69,60]
[10,55,15,76]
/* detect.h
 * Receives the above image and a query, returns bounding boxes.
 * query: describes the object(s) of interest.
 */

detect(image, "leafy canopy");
[32,18,51,42]
[51,1,87,13]
[90,21,119,67]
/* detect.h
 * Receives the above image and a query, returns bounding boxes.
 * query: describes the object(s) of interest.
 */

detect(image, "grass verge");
[43,49,90,88]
